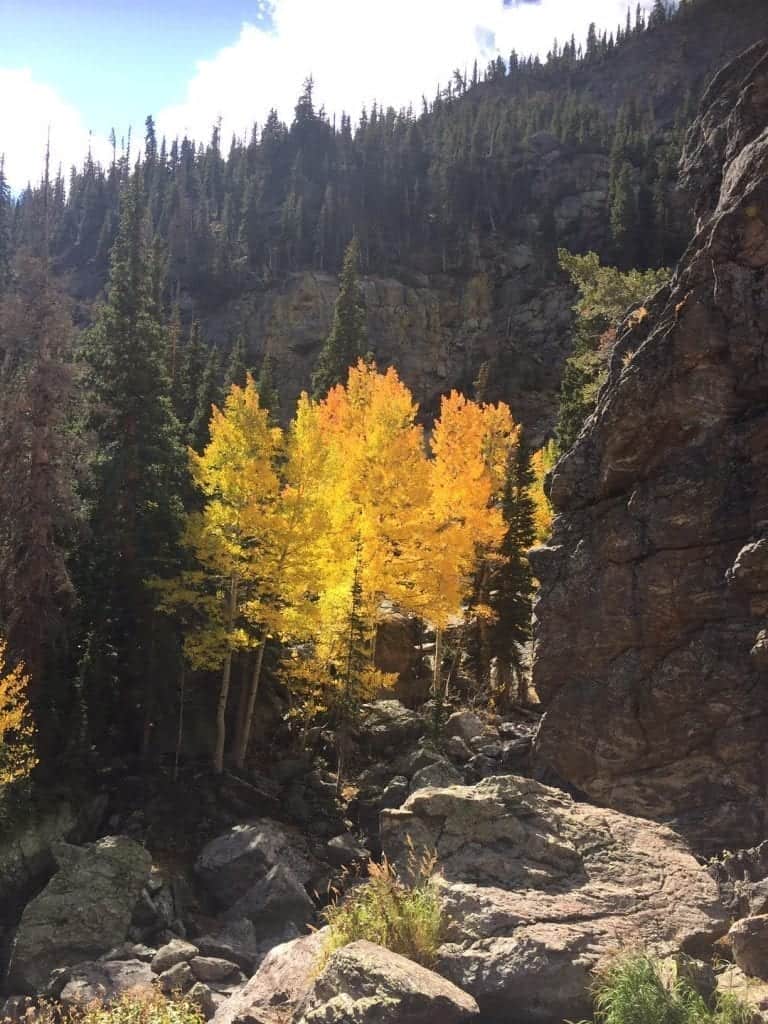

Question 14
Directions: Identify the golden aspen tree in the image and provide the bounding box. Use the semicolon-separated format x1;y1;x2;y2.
156;376;282;774
408;391;517;698
0;640;37;784
530;440;558;543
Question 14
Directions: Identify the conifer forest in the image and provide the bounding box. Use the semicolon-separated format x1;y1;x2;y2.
3;0;768;1020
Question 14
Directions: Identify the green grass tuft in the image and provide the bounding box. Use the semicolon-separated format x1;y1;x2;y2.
584;952;756;1024
320;845;448;969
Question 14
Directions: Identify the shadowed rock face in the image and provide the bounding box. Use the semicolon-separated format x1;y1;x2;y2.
531;41;768;855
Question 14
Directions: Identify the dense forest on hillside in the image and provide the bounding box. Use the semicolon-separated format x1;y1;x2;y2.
1;0;767;787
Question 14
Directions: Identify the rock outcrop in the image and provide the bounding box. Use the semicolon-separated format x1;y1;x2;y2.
531;41;768;854
7;836;151;993
212;930;327;1024
296;941;479;1024
381;776;727;1024
195;820;316;909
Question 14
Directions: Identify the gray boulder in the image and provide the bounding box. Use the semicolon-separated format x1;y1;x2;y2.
297;940;479;1024
190;957;241;984
7;836;152;994
188;982;217;1020
358;701;425;754
410;760;463;792
445;711;485;744
445;736;474;764
101;943;156;963
57;960;154;1008
729;915;768;979
212;930;327;1024
380;776;409;810
151;938;199;974
195;820;315;908
381;775;728;1024
195;919;261;973
224;863;314;938
157;960;194;995
326;834;369;868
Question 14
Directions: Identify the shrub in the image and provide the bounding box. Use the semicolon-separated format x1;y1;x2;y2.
588;952;755;1024
76;993;205;1024
29;992;206;1024
321;847;448;968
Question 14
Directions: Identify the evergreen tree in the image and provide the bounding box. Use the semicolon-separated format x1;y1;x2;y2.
486;442;536;706
311;237;367;397
256;352;280;421
649;0;668;28
189;342;222;451
586;22;599;59
175;319;205;432
610;161;639;265
78;169;185;755
0;158;11;297
225;332;248;388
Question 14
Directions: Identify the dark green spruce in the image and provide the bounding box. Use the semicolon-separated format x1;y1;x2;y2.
77;169;185;757
312;237;367;397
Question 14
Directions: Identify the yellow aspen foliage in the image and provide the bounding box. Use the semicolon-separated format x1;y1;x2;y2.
530;440;558;543
0;641;37;784
156;375;284;773
406;391;518;696
283;363;426;721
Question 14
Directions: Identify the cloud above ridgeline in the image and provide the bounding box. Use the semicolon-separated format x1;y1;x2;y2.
1;0;653;189
156;0;652;145
0;69;112;191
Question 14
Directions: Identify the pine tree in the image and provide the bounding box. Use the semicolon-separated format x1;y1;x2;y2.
586;22;599;59
610;161;639;265
311;237;367;398
0;158;11;297
190;343;222;451
486;442;536;706
256;352;280;421
649;0;667;28
78;169;185;756
176;319;205;431
225;333;248;388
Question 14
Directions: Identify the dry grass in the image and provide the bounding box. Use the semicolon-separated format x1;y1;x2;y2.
320;843;448;969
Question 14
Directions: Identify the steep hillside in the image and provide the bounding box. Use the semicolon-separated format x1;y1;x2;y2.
9;0;768;434
531;40;768;854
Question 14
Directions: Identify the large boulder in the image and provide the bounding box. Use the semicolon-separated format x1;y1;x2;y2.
7;836;151;994
530;41;768;854
195;820;315;909
55;960;154;1008
223;864;315;939
296;941;479;1024
381;776;728;1024
357;701;425;755
212;930;326;1024
729;915;768;979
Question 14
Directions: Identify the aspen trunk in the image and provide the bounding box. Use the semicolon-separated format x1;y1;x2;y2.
233;653;250;765
432;626;443;699
234;633;267;769
214;575;238;775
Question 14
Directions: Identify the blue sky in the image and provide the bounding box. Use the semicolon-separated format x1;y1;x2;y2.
0;0;652;188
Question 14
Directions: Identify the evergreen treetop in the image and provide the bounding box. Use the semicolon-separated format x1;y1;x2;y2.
311;237;367;398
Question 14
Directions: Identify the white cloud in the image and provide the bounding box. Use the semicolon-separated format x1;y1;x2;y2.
0;1;655;186
0;68;110;191
157;0;654;145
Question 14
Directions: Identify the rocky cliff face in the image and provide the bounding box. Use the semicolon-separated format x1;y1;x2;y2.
530;42;768;855
199;249;574;435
